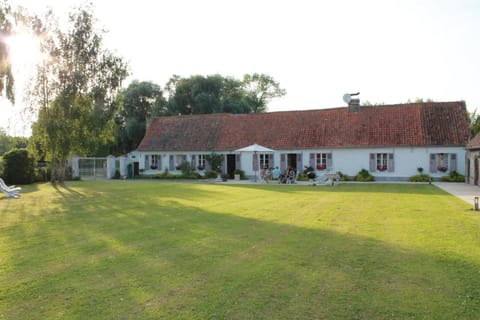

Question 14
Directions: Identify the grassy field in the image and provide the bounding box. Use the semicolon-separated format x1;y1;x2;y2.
1;181;479;319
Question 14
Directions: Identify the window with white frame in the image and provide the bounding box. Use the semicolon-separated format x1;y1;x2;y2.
175;155;186;169
150;155;158;169
436;153;449;172
316;153;327;170
376;153;388;171
259;154;270;169
197;154;206;170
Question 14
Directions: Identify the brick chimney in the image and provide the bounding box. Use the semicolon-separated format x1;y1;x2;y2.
343;92;360;113
348;98;360;113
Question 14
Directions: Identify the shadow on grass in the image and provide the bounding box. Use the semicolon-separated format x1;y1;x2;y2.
1;182;479;319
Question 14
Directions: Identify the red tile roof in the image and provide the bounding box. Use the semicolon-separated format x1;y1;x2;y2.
467;132;480;149
137;101;470;151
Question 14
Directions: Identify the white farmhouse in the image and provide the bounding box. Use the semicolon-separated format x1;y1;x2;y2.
134;100;470;181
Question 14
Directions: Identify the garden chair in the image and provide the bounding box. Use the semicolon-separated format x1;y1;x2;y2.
314;173;339;186
0;178;21;198
287;169;297;184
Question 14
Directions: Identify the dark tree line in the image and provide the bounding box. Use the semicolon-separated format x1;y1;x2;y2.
112;73;286;154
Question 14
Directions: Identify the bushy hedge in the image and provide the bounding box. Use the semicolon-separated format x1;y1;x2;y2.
337;171;353;181
409;174;432;182
150;170;201;180
354;169;374;182
440;171;465;182
2;149;36;185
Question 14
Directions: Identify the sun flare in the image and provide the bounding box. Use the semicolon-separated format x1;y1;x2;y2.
6;31;41;69
0;31;42;136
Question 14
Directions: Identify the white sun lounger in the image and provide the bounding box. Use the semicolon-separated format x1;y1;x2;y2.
0;178;21;198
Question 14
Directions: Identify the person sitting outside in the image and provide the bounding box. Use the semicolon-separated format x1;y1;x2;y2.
272;166;281;180
261;167;272;183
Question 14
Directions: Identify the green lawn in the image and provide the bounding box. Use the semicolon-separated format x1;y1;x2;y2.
1;181;479;319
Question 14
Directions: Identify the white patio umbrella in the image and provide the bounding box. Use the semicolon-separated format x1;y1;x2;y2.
235;143;274;181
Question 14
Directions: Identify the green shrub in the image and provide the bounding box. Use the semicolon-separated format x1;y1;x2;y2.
336;171;353;181
204;170;218;179
303;166;316;179
234;169;246;180
297;173;309;181
440;171;465;182
179;162;194;176
206;153;223;173
409;174;432;182
2;149;36;185
0;157;3;177
354;169;374;182
151;170;201;180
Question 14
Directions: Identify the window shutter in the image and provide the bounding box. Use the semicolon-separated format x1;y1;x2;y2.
369;153;376;172
326;153;332;169
296;153;303;172
157;155;162;169
269;154;274;168
220;154;225;173
280;154;286;171
450;153;457;172
429;154;437;173
309;153;315;168
169;155;174;171
191;155;196;168
236;154;241;170
253;153;258;171
388;153;394;172
145;155;149;168
182;155;187;163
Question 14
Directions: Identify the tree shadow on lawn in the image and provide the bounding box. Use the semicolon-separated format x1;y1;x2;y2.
2;192;480;320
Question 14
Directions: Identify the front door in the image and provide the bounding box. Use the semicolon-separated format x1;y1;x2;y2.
227;154;236;179
287;154;297;172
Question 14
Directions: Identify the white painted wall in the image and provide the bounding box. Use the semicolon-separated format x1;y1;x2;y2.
134;146;466;180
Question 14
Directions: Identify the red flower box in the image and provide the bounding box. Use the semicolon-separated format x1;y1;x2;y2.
377;165;387;171
316;164;326;170
438;165;448;172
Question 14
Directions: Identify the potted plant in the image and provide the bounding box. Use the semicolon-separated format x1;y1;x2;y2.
150;165;158;169
438;165;448;172
197;164;205;171
417;166;423;174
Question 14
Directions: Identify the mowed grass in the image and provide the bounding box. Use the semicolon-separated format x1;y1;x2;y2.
1;182;480;319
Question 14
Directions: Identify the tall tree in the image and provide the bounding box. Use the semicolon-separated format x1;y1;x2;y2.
468;109;480;137
242;73;286;113
0;1;14;103
29;5;128;182
114;80;165;153
163;73;285;116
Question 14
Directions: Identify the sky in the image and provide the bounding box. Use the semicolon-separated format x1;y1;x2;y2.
2;0;480;136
